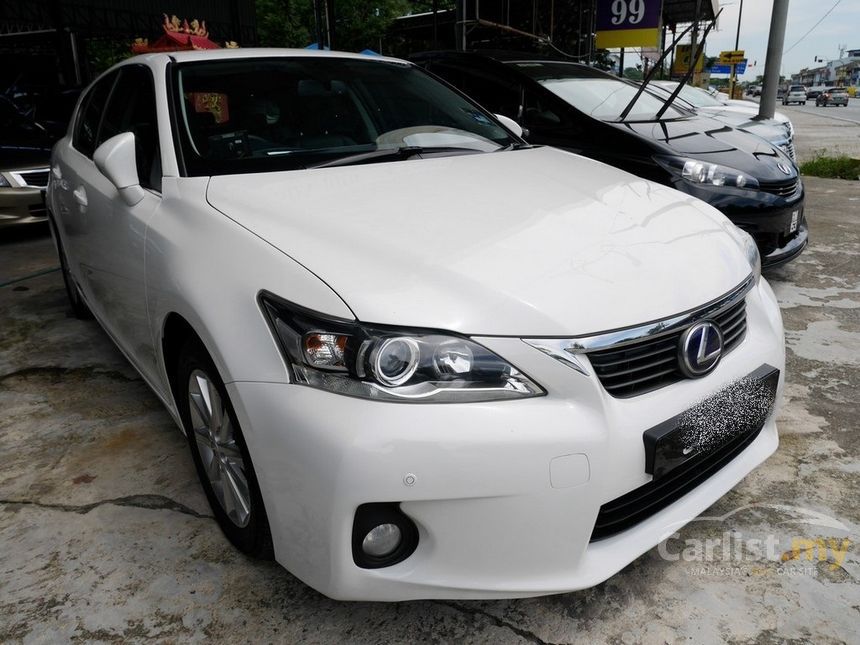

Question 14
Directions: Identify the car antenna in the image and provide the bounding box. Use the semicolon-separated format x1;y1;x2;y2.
654;9;723;121
617;22;697;122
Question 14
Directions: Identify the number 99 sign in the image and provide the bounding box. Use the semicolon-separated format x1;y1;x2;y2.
611;0;646;26
596;0;663;48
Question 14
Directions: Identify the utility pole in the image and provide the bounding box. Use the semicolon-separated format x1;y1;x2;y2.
758;0;790;119
729;0;744;99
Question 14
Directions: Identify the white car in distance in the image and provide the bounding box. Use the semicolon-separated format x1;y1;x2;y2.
48;49;785;601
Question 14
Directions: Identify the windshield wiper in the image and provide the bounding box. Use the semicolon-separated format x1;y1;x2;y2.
308;145;486;169
654;9;722;121
617;6;722;122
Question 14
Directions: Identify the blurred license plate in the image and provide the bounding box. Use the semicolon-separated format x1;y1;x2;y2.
643;365;779;479
789;210;799;233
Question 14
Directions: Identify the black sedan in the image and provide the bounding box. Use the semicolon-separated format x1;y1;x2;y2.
411;51;807;268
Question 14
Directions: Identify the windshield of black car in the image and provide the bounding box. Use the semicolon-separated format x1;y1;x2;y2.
510;61;685;121
171;57;514;175
654;82;724;108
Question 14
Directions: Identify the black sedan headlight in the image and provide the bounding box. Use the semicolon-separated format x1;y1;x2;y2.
259;292;543;403
655;155;760;189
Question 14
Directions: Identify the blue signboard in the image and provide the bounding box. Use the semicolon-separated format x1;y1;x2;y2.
710;60;747;75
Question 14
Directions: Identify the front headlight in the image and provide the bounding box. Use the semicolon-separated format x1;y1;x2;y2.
738;229;762;283
259;292;543;403
655;155;760;189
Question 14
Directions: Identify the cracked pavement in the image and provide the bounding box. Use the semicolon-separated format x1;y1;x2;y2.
1;174;859;640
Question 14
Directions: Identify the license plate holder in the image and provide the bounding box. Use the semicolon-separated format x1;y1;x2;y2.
643;365;780;479
788;210;800;234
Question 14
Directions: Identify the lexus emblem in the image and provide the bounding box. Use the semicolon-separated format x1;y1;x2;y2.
678;321;724;378
777;162;792;175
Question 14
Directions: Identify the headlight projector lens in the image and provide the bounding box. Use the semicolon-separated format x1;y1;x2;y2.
371;337;420;386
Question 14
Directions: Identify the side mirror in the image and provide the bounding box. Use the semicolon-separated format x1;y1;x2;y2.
494;113;523;139
93;132;145;206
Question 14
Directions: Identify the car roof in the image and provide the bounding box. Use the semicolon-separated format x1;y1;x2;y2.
115;47;408;69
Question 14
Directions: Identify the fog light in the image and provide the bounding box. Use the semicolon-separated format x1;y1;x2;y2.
362;523;402;557
352;502;419;569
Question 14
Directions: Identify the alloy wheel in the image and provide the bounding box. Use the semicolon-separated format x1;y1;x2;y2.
187;369;251;527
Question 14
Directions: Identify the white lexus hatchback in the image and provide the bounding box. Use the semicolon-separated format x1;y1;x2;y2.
48;49;785;601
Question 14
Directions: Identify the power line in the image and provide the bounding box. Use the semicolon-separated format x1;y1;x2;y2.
783;0;842;54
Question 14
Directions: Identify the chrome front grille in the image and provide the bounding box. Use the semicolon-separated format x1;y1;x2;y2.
15;169;50;189
759;178;798;197
523;277;754;398
587;298;747;397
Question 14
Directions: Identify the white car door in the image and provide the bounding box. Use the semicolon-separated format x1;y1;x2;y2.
52;71;117;291
68;65;163;384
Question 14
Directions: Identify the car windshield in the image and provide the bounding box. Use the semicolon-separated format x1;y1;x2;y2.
654;82;724;108
829;88;848;95
790;86;805;92
172;57;515;175
510;61;684;121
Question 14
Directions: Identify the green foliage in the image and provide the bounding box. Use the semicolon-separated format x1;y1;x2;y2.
799;155;860;180
86;38;132;74
256;0;413;52
256;0;313;48
623;67;643;80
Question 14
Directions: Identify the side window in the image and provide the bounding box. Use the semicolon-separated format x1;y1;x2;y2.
99;66;162;192
521;88;566;130
73;73;116;158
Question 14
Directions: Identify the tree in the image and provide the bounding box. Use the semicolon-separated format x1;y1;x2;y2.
256;0;413;52
623;66;643;80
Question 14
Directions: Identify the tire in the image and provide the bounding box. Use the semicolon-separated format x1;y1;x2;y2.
47;214;92;319
176;337;274;559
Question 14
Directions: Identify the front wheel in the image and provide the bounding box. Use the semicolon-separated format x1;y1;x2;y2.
177;338;273;558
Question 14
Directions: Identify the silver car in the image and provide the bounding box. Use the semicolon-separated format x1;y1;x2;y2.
782;85;807;105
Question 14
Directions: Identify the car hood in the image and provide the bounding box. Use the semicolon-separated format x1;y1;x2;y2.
206;146;752;336
697;110;789;143
615;116;795;181
0;144;52;170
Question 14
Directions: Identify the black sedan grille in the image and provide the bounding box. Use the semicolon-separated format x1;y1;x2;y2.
587;299;747;398
759;178;798;197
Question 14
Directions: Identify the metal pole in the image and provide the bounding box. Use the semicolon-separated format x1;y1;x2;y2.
729;0;744;99
588;0;595;65
689;0;702;75
758;0;789;119
455;0;466;51
432;0;438;49
312;0;326;49
577;0;583;58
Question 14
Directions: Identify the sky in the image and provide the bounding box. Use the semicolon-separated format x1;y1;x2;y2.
703;0;860;80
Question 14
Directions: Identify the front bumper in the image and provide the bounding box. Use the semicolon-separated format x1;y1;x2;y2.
674;180;807;267
227;280;785;601
0;187;48;228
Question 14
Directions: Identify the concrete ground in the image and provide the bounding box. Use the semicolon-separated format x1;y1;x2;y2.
1;149;859;641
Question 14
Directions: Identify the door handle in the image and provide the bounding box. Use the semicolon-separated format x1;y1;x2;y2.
72;186;88;208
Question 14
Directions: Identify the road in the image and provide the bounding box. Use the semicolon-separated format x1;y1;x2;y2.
780;99;860;125
777;99;860;162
